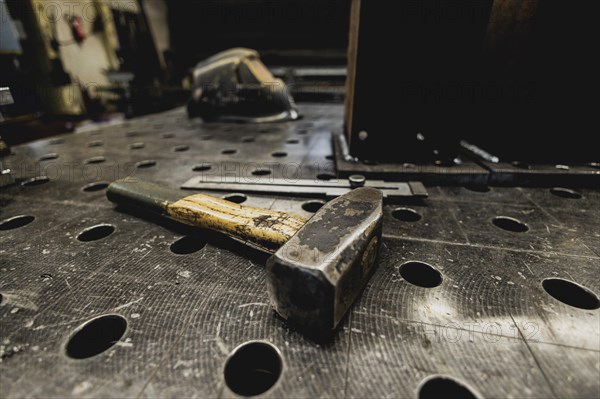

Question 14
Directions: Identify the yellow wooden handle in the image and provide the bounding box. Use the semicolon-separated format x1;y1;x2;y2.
165;193;307;252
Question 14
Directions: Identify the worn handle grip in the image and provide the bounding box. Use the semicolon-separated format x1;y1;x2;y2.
107;179;307;252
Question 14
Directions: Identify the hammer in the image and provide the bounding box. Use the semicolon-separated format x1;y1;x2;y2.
107;179;383;333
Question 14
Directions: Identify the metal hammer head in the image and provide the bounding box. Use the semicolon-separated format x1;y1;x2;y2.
266;187;383;333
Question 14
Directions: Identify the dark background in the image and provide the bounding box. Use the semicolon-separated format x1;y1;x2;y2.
167;0;351;74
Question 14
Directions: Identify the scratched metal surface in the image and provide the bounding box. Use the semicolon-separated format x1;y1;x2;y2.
1;104;599;399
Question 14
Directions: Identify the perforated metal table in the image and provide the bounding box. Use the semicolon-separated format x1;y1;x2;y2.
1;104;599;398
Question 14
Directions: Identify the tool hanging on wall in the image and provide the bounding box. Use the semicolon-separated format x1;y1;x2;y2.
49;13;97;48
68;15;86;44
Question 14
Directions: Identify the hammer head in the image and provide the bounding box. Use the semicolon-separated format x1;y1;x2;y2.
266;187;383;333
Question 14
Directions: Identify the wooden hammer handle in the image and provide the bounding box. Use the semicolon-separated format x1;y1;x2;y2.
166;193;307;252
107;179;307;252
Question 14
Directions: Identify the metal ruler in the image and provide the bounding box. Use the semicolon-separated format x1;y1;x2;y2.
181;175;428;200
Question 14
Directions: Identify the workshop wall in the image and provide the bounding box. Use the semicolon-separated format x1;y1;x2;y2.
49;0;114;91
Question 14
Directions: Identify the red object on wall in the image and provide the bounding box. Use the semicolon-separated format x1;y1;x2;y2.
69;15;86;43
